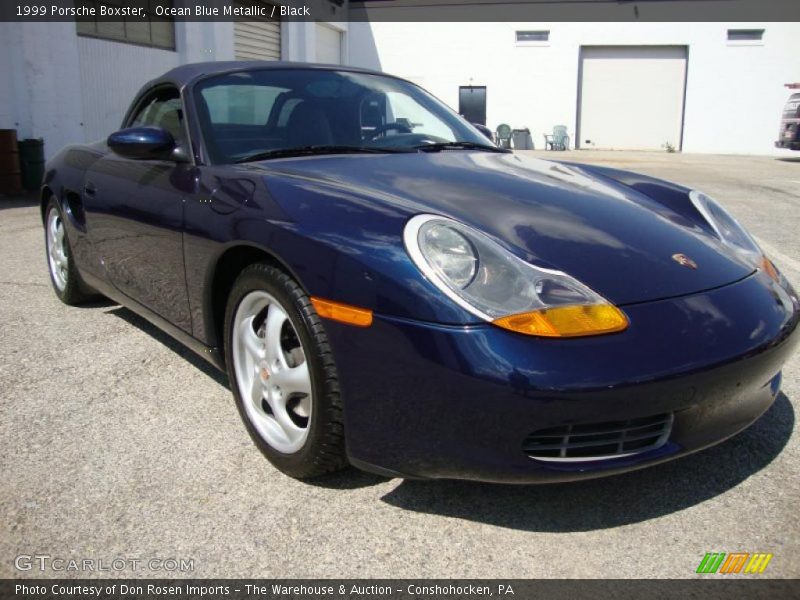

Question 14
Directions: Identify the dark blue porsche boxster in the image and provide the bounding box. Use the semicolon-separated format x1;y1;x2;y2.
42;62;799;482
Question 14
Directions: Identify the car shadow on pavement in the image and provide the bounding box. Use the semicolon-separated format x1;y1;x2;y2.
308;470;391;490
105;305;229;388
379;393;794;531
0;192;39;210
75;296;117;309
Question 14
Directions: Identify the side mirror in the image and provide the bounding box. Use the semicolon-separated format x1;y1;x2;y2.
472;123;494;141
107;127;181;161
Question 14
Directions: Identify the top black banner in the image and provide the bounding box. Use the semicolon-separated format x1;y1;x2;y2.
0;0;798;22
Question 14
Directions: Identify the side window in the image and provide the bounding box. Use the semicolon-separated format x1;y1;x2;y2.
200;84;288;126
130;89;185;144
786;94;800;116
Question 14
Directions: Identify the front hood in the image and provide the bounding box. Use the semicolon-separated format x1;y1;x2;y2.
255;151;754;306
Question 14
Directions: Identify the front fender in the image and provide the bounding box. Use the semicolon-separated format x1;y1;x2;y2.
261;172;478;325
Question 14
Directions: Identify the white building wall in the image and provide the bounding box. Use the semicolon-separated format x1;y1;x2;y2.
0;14;348;160
0;22;84;160
348;21;800;155
680;23;799;154
76;38;182;144
76;21;238;143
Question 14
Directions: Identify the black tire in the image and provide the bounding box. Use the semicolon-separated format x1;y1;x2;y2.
224;263;348;478
44;197;96;306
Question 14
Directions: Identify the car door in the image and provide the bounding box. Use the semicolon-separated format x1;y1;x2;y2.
83;86;195;332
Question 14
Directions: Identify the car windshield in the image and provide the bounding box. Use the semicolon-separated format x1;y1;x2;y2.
193;68;493;163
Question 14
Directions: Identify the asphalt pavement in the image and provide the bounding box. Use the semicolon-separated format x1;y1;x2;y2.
1;151;798;578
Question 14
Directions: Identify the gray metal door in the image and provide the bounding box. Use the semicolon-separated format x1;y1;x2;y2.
459;86;487;125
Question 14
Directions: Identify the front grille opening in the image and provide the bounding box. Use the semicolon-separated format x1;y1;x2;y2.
523;413;673;462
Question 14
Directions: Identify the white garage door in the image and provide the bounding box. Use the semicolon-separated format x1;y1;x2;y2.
316;24;342;64
578;46;687;150
234;1;281;61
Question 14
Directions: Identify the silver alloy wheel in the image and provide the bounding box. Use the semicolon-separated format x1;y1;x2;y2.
232;290;313;454
46;207;68;291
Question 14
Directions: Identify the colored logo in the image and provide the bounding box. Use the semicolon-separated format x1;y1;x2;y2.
696;552;773;574
672;253;698;269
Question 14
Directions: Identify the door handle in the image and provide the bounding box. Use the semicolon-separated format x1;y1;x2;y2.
84;181;97;196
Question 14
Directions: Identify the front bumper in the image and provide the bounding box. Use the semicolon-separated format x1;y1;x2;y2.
775;140;800;150
325;271;799;483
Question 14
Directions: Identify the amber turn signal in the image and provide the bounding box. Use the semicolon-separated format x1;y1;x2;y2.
310;297;373;327
493;304;628;338
761;256;780;283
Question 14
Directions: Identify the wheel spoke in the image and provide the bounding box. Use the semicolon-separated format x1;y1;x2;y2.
295;394;311;418
265;393;305;442
273;361;311;398
240;315;266;361
232;290;313;454
264;303;288;367
47;211;68;290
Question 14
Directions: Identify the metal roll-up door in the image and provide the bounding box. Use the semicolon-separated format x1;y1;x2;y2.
578;46;687;150
234;1;281;61
315;23;343;64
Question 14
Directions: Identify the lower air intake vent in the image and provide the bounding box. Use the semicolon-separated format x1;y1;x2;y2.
523;413;673;462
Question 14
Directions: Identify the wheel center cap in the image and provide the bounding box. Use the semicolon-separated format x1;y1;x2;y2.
259;363;271;382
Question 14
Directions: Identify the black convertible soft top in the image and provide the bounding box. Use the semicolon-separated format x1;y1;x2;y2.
145;60;387;90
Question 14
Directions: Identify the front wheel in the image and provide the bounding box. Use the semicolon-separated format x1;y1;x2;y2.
224;263;347;478
44;197;95;305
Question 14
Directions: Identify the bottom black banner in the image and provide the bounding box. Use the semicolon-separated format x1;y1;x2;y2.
1;580;798;600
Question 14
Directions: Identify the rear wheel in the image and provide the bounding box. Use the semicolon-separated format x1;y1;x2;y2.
44;197;94;305
224;263;347;478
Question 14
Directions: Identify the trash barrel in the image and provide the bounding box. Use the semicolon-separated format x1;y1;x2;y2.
511;128;534;150
0;129;23;195
18;138;45;191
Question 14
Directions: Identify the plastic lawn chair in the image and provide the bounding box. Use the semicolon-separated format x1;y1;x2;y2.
544;125;570;151
495;124;512;149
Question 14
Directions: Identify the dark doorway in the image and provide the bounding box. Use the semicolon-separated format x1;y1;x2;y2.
459;86;487;125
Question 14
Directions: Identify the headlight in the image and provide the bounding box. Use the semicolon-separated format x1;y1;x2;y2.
689;190;780;281
404;214;628;337
419;223;478;288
